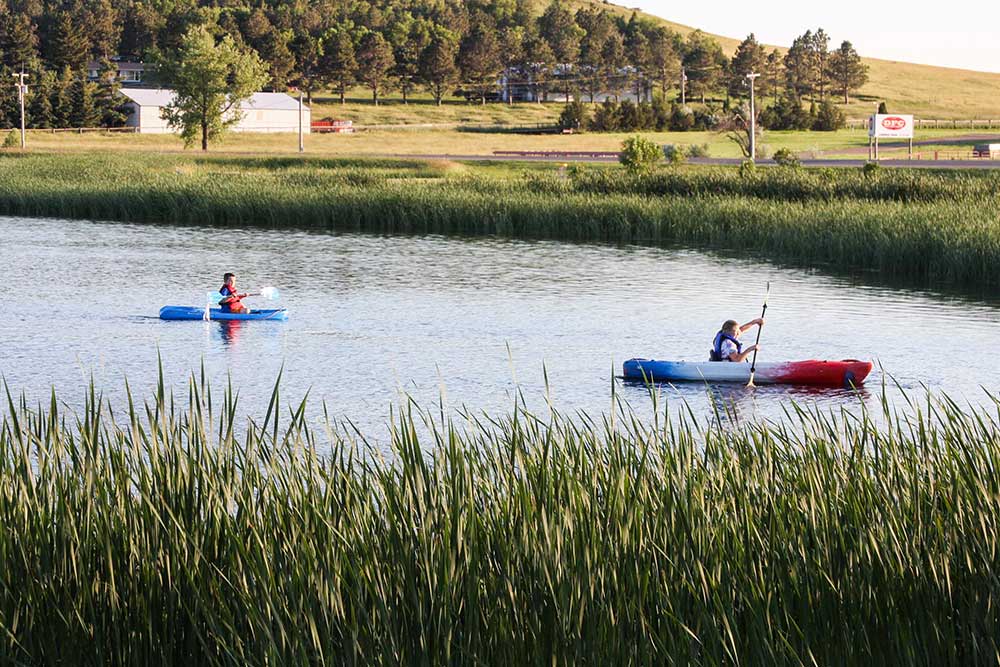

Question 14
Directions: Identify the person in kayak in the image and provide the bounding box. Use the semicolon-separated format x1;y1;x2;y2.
709;318;764;362
219;272;249;314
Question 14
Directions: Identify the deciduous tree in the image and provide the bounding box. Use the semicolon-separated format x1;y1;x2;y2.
159;25;268;150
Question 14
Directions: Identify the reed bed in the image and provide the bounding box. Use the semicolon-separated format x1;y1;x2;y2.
2;376;1000;665
1;153;999;286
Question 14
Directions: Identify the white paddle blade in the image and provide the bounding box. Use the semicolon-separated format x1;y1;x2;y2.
259;286;280;300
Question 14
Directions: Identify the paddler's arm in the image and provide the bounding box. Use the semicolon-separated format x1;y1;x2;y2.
739;317;764;333
729;344;759;363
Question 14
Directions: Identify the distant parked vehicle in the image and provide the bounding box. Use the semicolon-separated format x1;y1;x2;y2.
311;119;355;133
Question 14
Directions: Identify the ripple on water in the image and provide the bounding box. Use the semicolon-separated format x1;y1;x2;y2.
2;215;999;444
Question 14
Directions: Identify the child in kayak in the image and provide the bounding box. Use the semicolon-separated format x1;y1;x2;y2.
709;318;764;362
219;272;249;314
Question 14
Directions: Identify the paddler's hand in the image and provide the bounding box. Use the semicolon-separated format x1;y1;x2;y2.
755;317;765;326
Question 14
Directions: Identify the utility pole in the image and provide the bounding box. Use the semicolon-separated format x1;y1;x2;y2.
744;72;760;162
12;70;28;149
680;67;687;105
297;89;304;153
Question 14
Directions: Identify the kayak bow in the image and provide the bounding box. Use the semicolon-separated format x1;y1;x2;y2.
623;358;872;387
159;306;288;321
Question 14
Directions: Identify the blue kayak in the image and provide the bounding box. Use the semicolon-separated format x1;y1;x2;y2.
159;306;288;321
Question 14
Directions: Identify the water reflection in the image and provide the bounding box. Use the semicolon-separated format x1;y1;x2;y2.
217;320;245;346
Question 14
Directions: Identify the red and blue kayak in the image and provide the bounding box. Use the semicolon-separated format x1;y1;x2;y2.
623;358;873;387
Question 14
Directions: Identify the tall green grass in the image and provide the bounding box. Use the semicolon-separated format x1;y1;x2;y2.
2;375;1000;664
1;153;999;286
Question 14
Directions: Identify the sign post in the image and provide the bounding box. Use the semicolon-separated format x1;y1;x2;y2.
868;114;914;161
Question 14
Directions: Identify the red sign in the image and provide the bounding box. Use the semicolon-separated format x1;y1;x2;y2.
881;116;908;130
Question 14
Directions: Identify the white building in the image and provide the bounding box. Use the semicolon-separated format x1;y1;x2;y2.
119;89;310;134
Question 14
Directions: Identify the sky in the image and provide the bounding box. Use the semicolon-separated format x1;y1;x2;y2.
629;0;1000;73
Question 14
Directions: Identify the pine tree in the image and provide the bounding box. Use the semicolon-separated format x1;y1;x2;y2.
783;31;814;103
290;30;322;104
682;30;724;104
2;14;39;71
71;76;100;128
728;34;767;99
51;66;75;128
521;29;553;103
828;41;868;104
458;20;502;105
48;12;91;72
320;28;357;105
85;0;121;60
28;69;55;129
390;16;431;104
262;29;295;90
419;31;457;105
624;14;651;101
812;28;830;101
95;58;126;126
648;26;679;98
575;7;612;103
600;32;625;101
355;31;394;105
538;0;582;102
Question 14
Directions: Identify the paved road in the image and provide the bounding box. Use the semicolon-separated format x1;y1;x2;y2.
383;153;1000;169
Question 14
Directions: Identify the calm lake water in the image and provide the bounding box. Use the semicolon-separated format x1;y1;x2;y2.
2;215;998;440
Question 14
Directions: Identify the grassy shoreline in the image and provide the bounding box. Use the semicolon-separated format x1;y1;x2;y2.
2;376;1000;663
2;152;999;287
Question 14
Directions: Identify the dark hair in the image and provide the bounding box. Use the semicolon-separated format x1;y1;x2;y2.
223;272;235;282
721;319;739;333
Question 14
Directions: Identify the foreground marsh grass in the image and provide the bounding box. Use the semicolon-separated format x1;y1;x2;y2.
2;152;1000;287
2;375;1000;664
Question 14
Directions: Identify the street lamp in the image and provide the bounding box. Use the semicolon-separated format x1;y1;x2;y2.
744;72;760;162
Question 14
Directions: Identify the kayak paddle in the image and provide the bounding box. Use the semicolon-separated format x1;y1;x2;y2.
746;282;770;388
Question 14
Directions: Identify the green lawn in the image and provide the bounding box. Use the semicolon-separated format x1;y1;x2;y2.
15;126;994;161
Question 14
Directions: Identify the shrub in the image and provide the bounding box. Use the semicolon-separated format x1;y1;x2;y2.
738;159;757;178
763;94;813;131
687;143;711;158
669;103;694;131
692;107;719;131
662;143;688;165
619;135;662;173
2;130;19;149
618;101;654;131
558;101;589;131
651;96;671;131
877;101;888;114
772;148;800;168
592;99;621;132
863;161;881;178
813;100;846;131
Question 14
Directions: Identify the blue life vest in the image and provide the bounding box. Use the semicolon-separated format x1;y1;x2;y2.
709;331;742;362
